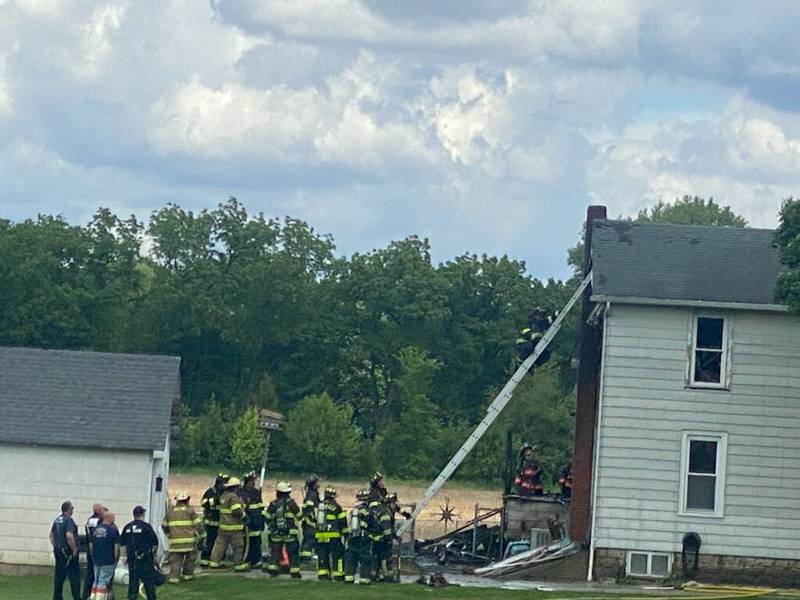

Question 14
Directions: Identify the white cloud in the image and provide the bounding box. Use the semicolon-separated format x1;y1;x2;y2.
216;0;641;64
0;52;12;118
11;0;66;18
149;76;327;161
726;115;800;175
69;3;127;79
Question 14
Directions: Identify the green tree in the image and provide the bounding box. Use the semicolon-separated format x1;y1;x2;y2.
637;195;748;227
277;393;364;476
378;347;447;478
775;198;800;309
177;399;232;467
230;406;266;472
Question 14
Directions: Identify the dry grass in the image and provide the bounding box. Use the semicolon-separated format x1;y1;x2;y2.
170;473;502;539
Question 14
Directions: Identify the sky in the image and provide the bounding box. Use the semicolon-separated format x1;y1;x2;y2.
1;1;799;279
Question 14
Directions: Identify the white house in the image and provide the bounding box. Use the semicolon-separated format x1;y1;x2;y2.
0;347;180;567
584;220;800;584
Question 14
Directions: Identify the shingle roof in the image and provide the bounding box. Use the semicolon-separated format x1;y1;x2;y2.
0;347;180;451
591;220;785;306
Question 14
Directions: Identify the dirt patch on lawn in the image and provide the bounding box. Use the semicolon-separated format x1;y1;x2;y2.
170;473;502;540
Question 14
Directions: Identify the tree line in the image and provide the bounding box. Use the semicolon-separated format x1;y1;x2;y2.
2;196;777;484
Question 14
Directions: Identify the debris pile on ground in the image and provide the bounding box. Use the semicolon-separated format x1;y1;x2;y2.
474;538;580;578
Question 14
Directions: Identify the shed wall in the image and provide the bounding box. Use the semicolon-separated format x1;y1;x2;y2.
593;304;800;561
0;443;151;566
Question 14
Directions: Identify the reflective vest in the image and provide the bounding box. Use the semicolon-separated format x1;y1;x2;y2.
367;501;392;543
161;504;202;553
218;489;244;532
241;487;265;537
314;500;349;543
200;488;220;527
264;497;303;542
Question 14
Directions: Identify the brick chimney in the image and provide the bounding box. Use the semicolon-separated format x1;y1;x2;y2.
569;205;606;542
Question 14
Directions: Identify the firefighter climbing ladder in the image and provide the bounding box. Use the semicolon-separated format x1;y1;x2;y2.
397;271;593;538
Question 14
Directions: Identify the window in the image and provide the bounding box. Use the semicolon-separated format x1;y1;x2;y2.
627;551;672;578
679;432;727;517
690;316;729;388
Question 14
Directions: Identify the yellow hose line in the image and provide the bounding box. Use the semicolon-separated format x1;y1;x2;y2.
550;588;775;600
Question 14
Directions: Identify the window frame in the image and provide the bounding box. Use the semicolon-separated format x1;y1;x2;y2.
688;314;731;390
626;551;673;578
678;431;728;518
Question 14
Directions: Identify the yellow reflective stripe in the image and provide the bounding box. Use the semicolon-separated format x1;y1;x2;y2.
203;520;219;526
166;520;194;527
315;532;341;540
248;503;264;509
169;537;196;544
336;512;347;519
219;524;244;531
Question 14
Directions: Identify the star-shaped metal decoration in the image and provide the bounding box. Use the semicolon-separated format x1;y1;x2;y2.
438;497;460;531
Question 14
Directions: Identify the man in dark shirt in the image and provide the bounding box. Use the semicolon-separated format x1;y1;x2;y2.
50;500;81;600
91;512;120;600
82;503;106;600
120;506;160;600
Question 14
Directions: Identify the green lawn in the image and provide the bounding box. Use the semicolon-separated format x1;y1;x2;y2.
0;573;624;600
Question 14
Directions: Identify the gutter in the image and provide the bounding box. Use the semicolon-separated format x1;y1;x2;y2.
590;295;789;313
587;302;610;582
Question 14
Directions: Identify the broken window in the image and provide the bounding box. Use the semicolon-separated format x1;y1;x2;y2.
680;433;727;516
691;316;728;387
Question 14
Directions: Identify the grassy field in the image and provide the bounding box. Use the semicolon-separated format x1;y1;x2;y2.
0;574;621;600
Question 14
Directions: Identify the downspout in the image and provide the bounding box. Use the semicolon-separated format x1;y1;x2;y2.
587;302;610;581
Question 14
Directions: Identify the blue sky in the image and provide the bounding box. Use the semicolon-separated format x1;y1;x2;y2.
1;1;799;279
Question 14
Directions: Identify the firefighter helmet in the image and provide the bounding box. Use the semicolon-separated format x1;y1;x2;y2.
305;474;320;488
225;477;241;488
370;472;384;486
276;481;292;493
356;488;370;501
175;491;190;502
324;486;337;499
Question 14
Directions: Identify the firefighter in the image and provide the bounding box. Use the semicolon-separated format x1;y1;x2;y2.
368;472;387;502
513;444;544;496
199;473;227;567
383;492;412;581
315;486;349;581
515;307;554;364
240;472;265;569
344;489;374;584
263;481;303;579
368;493;393;582
300;474;320;561
558;462;573;501
209;477;247;572
161;491;203;584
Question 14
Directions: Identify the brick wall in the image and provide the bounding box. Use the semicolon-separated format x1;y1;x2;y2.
569;205;606;542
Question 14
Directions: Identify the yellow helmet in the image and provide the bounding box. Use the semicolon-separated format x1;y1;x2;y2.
276;481;292;493
175;491;190;502
225;477;241;487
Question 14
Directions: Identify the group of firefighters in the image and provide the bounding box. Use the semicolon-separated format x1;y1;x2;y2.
160;471;409;585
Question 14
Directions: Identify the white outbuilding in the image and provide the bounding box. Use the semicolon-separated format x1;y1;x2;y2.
0;346;180;567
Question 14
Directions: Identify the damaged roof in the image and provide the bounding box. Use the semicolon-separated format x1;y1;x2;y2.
0;346;180;451
590;220;785;306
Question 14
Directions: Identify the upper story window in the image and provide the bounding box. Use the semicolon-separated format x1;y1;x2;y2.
690;316;729;388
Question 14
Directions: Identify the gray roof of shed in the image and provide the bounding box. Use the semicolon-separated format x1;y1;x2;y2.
591;220;785;306
0;347;180;451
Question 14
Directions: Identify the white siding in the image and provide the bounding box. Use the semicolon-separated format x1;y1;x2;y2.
593;304;800;560
0;444;152;566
